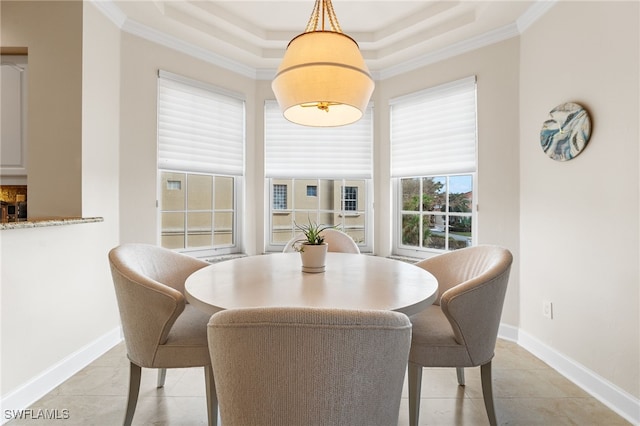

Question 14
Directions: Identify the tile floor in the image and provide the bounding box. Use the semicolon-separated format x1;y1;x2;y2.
7;339;630;425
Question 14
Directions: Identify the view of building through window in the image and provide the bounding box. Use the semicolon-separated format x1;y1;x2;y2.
160;171;235;250
270;178;366;246
157;72;244;254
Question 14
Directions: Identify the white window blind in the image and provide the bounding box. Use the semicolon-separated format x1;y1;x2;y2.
158;71;245;176
390;76;477;177
265;101;373;179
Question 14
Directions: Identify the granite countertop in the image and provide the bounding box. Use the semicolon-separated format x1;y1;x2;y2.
0;217;103;230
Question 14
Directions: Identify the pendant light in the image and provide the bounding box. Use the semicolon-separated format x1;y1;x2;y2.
271;0;375;127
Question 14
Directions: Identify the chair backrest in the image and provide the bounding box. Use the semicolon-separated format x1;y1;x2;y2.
108;243;209;366
321;228;361;253
207;307;411;426
282;228;360;253
415;245;513;365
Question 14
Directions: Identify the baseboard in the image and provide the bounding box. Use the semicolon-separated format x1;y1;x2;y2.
498;322;519;342
1;327;122;425
518;329;640;425
2;324;638;425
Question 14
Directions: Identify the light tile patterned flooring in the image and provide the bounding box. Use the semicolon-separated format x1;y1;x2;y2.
8;339;630;425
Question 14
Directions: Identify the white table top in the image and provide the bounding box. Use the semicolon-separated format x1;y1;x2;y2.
185;252;438;316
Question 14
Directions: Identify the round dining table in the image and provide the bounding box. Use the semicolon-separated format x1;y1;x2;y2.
185;252;438;316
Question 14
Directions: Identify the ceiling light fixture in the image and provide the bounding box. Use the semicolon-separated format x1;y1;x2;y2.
271;0;375;127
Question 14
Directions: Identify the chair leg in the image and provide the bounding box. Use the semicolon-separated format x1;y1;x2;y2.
157;368;167;388
456;367;465;385
480;361;498;426
204;365;218;426
408;362;422;426
124;362;142;426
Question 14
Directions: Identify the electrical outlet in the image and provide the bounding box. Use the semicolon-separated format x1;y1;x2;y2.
543;301;553;319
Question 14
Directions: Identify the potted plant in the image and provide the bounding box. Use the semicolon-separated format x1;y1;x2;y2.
294;220;335;273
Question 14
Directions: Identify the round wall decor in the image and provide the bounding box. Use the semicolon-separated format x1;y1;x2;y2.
540;102;591;161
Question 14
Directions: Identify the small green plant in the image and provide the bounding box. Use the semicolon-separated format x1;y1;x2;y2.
293;219;335;251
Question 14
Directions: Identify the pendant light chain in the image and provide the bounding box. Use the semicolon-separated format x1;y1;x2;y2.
304;0;321;33
304;0;343;33
325;0;343;33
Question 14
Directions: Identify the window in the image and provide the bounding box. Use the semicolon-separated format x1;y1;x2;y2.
157;71;245;256
342;186;357;211
400;175;473;250
273;184;287;209
166;180;182;190
267;178;368;248
306;185;318;197
264;101;373;252
391;76;477;255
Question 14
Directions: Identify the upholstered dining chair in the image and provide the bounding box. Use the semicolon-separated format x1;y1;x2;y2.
108;243;217;426
283;228;360;253
207;307;411;426
408;245;513;426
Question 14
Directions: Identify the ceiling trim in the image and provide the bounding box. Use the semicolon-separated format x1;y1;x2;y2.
517;0;558;32
91;0;556;82
378;22;519;80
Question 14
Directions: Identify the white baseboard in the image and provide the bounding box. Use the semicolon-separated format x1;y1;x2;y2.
518;329;640;425
1;327;123;425
498;322;519;342
2;324;638;426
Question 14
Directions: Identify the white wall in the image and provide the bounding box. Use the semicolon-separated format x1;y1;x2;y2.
520;0;639;401
0;0;121;408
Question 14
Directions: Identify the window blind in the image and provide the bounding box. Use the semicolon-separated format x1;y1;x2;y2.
265;101;373;179
157;71;245;176
390;76;477;177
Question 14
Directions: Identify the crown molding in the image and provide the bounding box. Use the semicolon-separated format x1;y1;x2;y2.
90;0;258;79
517;0;558;33
122;19;258;79
92;0;556;82
378;22;520;80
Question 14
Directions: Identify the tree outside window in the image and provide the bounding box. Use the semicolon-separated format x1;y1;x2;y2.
401;175;473;251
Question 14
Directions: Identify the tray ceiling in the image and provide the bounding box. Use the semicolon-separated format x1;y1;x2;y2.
101;0;554;78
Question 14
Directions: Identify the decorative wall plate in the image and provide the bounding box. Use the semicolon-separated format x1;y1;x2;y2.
540;102;591;161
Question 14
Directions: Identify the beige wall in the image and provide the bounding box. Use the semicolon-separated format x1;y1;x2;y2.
520;1;639;398
1;2;121;398
2;0;638;417
1;1;83;217
376;38;522;326
118;33;258;254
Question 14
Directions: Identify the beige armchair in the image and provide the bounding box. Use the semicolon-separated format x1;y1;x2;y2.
283;228;360;253
408;245;513;426
207;307;411;426
108;243;217;426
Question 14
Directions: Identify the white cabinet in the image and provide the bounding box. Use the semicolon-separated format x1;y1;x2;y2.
1;56;28;184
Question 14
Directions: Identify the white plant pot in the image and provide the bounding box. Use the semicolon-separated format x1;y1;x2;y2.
299;243;328;273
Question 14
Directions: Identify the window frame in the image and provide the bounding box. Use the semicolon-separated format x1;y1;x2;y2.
342;186;358;212
265;178;373;253
393;173;476;258
390;76;477;258
156;71;245;257
273;183;288;210
264;101;374;253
